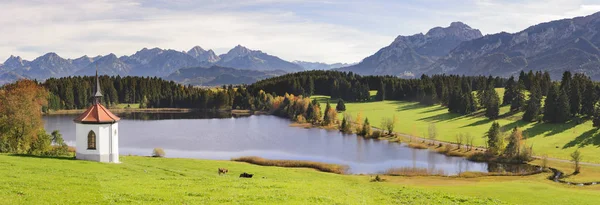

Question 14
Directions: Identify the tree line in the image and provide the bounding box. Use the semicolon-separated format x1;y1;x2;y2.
43;76;259;111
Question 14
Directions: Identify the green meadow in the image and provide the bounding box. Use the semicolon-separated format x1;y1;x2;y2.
1;154;599;205
315;88;600;163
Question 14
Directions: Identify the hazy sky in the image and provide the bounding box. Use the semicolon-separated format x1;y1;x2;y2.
1;0;599;64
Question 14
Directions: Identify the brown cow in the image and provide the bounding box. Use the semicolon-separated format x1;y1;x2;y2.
218;168;229;175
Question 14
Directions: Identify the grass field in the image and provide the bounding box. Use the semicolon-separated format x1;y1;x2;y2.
314;88;600;163
111;103;141;109
1;154;599;204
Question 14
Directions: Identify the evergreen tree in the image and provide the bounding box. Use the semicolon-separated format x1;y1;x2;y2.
503;76;516;105
555;90;571;123
518;71;527;90
361;118;372;137
593;107;600;127
522;82;542;122
543;85;559;122
581;81;598;117
484;122;503;155
511;84;526;111
485;87;500;119
560;71;572;92
541;72;552;96
376;81;385;101
340;115;352;133
336;99;346;112
570;78;582;116
462;90;478;114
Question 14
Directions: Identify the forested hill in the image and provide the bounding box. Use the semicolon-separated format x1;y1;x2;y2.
42;76;256;111
249;70;508;103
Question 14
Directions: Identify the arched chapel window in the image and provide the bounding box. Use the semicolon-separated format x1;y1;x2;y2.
87;130;96;150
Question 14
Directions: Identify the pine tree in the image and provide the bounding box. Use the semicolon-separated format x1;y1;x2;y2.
560;71;572;92
340;115;352;133
522;82;542;122
361;118;372;137
570;79;582;116
555;89;571;123
541;72;552;96
510;84;525;111
503;76;516;105
485;87;500;119
336;99;346;112
543;85;559;122
593;107;600;127
462;91;478;114
376;81;386;101
581;81;598;117
484;122;503;155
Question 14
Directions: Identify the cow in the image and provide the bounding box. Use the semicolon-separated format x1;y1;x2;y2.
239;172;253;178
218;168;229;175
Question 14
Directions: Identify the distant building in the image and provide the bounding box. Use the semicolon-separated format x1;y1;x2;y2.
73;69;120;163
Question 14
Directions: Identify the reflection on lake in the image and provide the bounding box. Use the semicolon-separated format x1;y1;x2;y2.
43;112;534;175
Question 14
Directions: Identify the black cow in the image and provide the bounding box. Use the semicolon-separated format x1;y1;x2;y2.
239;172;253;178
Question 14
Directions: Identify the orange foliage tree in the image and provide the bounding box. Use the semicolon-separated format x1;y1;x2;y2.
0;80;48;153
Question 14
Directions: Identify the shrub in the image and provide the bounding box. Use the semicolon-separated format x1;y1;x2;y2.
295;114;306;123
371;130;382;138
152;148;166;157
370;175;386;182
407;143;428;149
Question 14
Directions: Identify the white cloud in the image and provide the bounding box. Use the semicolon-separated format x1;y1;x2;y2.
0;0;598;64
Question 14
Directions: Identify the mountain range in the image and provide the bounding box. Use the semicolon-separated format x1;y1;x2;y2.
341;12;600;80
426;12;600;79
166;65;286;86
0;45;307;85
292;61;355;70
3;12;600;84
338;22;483;76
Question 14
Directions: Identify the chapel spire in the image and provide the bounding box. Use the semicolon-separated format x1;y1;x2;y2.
93;63;103;105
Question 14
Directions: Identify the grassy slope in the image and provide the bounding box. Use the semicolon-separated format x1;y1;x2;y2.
315;88;600;163
1;155;599;204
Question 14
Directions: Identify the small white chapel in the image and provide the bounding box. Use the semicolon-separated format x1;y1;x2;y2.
73;69;121;163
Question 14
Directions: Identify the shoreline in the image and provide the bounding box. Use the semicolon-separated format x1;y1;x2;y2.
45;108;263;116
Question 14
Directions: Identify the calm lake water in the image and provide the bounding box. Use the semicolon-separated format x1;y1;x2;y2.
43;112;532;175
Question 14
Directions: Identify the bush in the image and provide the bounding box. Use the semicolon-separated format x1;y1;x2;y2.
295;114;306;123
152;148;166;157
371;130;382;138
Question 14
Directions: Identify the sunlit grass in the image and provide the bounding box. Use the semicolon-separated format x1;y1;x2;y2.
313;88;600;163
1;154;599;204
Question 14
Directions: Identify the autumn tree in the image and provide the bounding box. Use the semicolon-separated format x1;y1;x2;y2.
381;115;397;135
355;111;364;134
503;127;523;158
0;80;49;153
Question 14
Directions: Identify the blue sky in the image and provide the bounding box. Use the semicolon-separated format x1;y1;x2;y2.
0;0;599;63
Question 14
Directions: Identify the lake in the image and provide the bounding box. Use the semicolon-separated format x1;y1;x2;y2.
43;112;532;175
